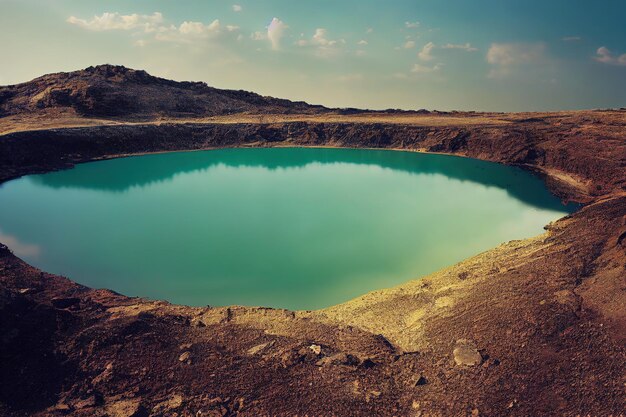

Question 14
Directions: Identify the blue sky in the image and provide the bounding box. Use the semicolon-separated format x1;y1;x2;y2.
0;0;624;111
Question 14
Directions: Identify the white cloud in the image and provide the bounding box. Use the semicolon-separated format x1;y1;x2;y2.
358;40;368;46
411;63;442;73
355;50;366;57
267;17;288;50
312;28;336;46
404;40;416;49
297;28;342;58
232;4;242;12
67;12;241;45
155;19;234;43
486;42;546;78
366;27;374;34
67;12;164;32
179;20;220;35
441;42;477;52
418;42;435;61
405;21;419;29
251;31;267;41
594;46;626;66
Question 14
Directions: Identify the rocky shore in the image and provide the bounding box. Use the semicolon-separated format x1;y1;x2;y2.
0;66;624;416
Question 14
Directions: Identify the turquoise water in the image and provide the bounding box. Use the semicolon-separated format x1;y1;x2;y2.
0;148;575;310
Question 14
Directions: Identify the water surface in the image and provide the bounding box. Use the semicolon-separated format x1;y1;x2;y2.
0;148;575;310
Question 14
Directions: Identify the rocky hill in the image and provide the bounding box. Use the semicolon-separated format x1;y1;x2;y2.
0;64;331;119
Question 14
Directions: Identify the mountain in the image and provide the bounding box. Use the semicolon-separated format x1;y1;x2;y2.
0;64;331;119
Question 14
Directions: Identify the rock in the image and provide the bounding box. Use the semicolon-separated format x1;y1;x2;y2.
178;351;192;364
453;339;482;366
71;396;98;410
105;398;143;417
358;358;376;369
247;341;274;356
205;406;228;417
365;390;382;403
482;358;500;368
179;343;193;350
309;344;322;355
53;402;71;412
315;352;360;367
204;397;228;417
414;375;428;386
554;289;580;311
151;394;183;414
92;362;115;385
51;297;80;309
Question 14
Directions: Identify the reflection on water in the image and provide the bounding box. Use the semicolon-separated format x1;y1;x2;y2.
0;148;577;310
31;148;577;212
0;229;40;258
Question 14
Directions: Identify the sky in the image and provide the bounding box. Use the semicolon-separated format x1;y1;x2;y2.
0;0;625;111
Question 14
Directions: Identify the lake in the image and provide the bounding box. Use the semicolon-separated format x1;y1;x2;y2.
0;147;576;310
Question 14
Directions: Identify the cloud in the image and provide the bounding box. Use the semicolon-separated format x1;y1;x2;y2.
312;28;336;46
418;42;435;61
68;12;241;45
251;31;267;41
358;40;368;46
561;36;581;42
594;46;626;66
179;20;220;35
404;40;416;49
232;4;242;12
67;12;164;32
441;42;477;52
267;17;288;50
366;28;374;34
486;42;546;78
154;19;237;43
405;21;419;29
297;28;343;58
411;63;442;73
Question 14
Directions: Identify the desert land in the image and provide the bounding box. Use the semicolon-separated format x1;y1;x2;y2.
0;65;624;416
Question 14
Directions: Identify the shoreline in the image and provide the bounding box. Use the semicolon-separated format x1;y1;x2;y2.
0;145;577;312
0;111;624;416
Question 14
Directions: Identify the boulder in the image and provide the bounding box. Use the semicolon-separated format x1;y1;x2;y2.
453;339;482;366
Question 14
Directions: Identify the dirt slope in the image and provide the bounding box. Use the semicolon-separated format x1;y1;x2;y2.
0;67;624;416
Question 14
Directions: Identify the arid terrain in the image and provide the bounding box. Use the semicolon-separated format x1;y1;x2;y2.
0;65;625;416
